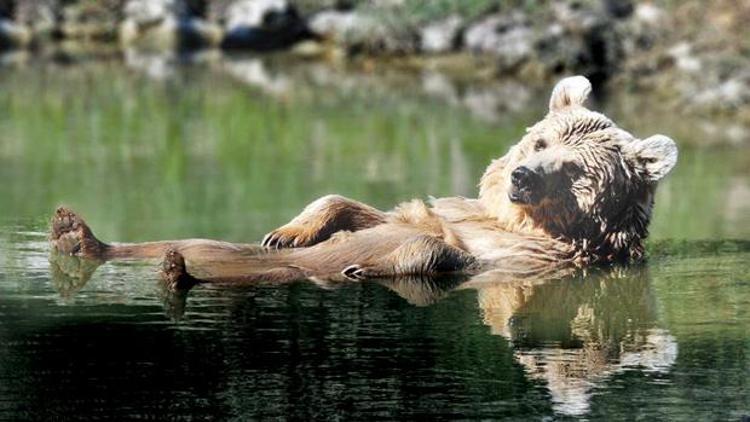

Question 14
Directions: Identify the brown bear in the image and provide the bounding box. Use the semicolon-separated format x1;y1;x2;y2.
49;75;678;284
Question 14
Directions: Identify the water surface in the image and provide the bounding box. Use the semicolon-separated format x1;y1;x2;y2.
0;53;748;420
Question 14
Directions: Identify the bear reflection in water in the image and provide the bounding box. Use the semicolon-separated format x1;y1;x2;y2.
379;266;677;416
469;267;676;416
49;251;675;416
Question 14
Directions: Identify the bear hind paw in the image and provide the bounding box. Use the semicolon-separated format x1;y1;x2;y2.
342;264;369;281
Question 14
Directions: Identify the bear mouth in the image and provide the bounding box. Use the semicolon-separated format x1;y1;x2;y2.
508;187;540;205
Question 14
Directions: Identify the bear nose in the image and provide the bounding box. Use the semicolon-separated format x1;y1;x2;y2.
511;166;539;189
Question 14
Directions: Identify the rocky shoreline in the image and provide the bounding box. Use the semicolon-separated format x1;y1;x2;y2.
1;0;748;130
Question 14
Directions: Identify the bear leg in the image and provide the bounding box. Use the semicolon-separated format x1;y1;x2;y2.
342;235;476;280
160;248;200;290
262;195;387;249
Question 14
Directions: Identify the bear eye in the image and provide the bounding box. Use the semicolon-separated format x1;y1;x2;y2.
534;139;547;152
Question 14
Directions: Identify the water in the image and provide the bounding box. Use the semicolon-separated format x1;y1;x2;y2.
0;52;749;420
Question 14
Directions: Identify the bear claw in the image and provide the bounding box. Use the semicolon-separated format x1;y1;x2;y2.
342;264;368;281
261;226;312;249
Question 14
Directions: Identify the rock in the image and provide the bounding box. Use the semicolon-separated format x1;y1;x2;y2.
602;0;634;19
224;0;285;29
124;0;185;26
419;15;463;54
632;2;667;27
220;0;308;50
308;8;417;54
308;9;365;42
0;18;31;49
658;41;750;117
693;70;750;111
59;0;121;41
534;1;624;84
14;0;58;36
209;0;337;21
120;0;221;50
667;43;701;73
620;2;669;55
463;13;533;70
206;0;233;23
289;0;342;16
550;0;605;32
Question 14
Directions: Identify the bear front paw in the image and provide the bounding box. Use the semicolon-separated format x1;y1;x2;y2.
262;225;316;249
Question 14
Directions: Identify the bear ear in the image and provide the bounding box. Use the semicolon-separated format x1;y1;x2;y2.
549;75;592;112
623;135;678;182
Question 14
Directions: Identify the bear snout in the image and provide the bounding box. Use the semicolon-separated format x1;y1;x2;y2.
509;166;543;204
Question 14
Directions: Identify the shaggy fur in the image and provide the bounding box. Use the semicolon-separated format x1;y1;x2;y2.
49;75;677;284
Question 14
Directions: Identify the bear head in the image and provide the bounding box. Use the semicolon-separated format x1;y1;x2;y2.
479;76;678;262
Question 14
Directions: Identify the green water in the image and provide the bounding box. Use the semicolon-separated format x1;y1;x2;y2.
0;54;748;420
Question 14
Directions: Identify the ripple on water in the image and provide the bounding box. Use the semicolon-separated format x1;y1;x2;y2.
1;230;750;419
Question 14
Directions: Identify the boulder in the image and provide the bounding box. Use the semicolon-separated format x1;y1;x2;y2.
120;0;221;50
308;9;366;42
308;8;418;54
463;12;533;70
0;18;31;49
693;69;750;111
124;0;185;26
667;43;701;74
59;0;121;41
602;0;634;19
14;0;58;37
550;0;606;32
220;0;308;50
419;15;463;54
535;1;623;83
623;2;669;53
